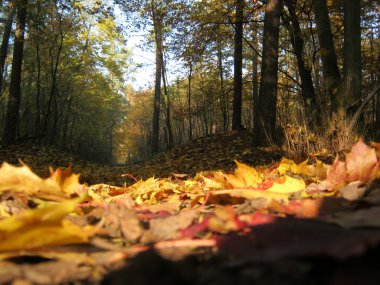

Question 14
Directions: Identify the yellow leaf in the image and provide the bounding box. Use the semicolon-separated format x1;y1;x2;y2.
0;163;82;201
0;220;94;252
200;175;224;189
278;158;297;175
278;158;310;176
0;196;83;233
0;195;95;251
48;166;82;195
267;175;306;193
233;161;262;187
210;189;291;204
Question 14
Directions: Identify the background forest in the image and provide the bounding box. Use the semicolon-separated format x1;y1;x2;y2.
0;0;379;164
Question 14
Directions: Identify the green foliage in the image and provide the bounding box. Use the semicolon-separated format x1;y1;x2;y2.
0;0;132;163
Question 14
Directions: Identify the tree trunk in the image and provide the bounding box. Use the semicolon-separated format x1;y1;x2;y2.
232;0;244;130
0;0;15;95
2;0;27;146
342;0;361;110
251;11;260;136
375;38;380;140
161;53;173;149
217;38;228;131
283;0;319;126
312;0;340;110
253;0;281;146
187;63;193;140
42;9;64;139
151;0;163;154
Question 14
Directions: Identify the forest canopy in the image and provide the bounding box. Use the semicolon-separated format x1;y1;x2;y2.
0;0;379;163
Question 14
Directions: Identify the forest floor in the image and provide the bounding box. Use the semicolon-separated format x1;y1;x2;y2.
0;130;380;285
0;130;285;185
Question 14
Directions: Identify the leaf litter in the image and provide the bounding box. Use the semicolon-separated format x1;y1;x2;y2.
0;137;380;284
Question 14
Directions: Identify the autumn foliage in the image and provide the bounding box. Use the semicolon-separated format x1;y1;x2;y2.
0;139;380;283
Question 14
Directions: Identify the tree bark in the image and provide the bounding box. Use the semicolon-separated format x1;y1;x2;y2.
217;38;228;131
2;0;28;146
253;0;281;146
342;0;361;110
161;53;173;149
375;34;380;140
151;0;163;154
232;0;244;130
0;0;15;95
283;0;319;126
187;63;193;140
312;0;340;110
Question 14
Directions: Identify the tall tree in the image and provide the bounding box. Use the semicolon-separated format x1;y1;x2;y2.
232;0;244;130
151;0;164;153
312;0;340;110
0;0;15;95
254;0;281;146
283;0;319;125
2;0;28;146
376;49;380;141
342;0;361;109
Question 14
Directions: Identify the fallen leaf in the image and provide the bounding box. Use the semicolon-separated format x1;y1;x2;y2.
142;209;198;243
324;157;348;190
339;181;367;201
265;175;305;194
346;139;379;182
0;196;96;251
0;163;82;201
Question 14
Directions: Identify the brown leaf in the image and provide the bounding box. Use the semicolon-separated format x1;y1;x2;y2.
346;139;379;182
339;181;367;201
324;157;348;190
142;209;198;243
103;203;144;243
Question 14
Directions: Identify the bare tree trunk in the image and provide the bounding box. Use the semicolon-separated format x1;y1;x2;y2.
342;0;361;111
0;0;15;95
312;0;340;111
375;21;380;141
253;0;281;146
2;0;27;146
283;0;319;126
187;63;193;140
151;0;163;154
217;38;228;131
42;6;64;139
251;11;260;136
161;53;173;149
232;0;244;130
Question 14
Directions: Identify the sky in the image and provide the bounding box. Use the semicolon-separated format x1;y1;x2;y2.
113;2;184;91
112;3;156;90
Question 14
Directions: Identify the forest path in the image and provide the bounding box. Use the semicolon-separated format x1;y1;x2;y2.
0;130;284;185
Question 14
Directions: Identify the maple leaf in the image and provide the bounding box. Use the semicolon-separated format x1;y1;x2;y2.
49;165;82;195
0;196;96;251
0;163;83;201
345;139;379;182
323;157;348;191
278;158;327;180
265;175;306;194
323;140;379;191
233;160;262;187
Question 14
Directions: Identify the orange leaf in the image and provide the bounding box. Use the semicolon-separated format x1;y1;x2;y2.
345;139;379;182
324;157;348;190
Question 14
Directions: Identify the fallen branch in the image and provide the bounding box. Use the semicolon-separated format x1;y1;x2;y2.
348;85;380;132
